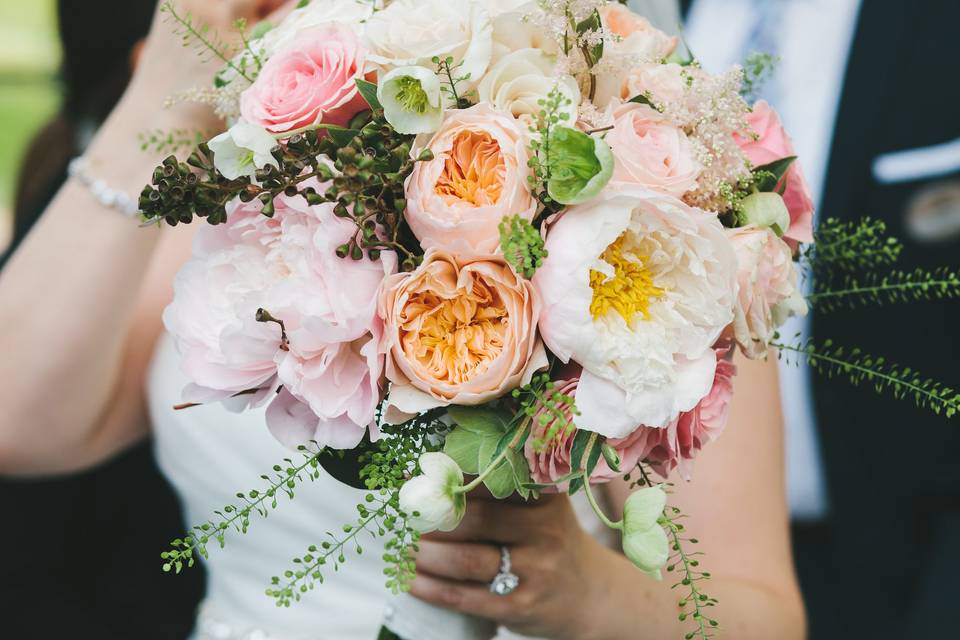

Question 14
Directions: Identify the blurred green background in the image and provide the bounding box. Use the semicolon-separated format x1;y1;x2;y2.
0;0;61;250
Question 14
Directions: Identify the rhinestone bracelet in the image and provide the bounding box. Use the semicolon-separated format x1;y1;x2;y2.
67;156;139;218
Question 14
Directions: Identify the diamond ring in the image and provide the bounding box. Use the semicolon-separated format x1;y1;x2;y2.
489;546;520;596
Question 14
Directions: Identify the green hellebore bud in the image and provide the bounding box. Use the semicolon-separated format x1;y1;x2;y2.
621;485;670;579
398;452;466;533
546;126;614;205
741;191;791;236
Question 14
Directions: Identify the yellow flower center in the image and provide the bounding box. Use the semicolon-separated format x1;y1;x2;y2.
435;130;505;206
589;234;664;322
401;280;508;386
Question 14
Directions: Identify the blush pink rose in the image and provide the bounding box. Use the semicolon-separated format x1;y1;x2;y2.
633;345;736;481
621;62;687;105
726;226;804;360
735;101;815;245
600;3;678;61
524;377;650;491
240;23;368;134
404;102;536;255
378;250;546;421
606;102;702;197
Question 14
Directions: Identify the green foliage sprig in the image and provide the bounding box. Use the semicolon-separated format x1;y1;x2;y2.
499;215;548;278
433;55;473;108
662;507;719;640
740;52;779;103
160;444;324;574
160;1;251;83
139;128;209;156
775;339;960;418
808;267;960;312
527;86;572;216
802;217;903;276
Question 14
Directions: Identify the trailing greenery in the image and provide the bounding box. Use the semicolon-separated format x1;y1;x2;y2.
808;267;960;312
802;217;903;275
161;444;325;574
740;51;778;103
139;80;431;270
432;55;473;108
499;214;548;278
527;86;573;215
662;507;719;640
775;339;960;419
267;411;449;605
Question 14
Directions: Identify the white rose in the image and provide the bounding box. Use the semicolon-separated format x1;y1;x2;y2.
260;0;378;56
478;48;579;123
491;1;558;65
365;0;493;89
399;453;467;533
208;122;278;181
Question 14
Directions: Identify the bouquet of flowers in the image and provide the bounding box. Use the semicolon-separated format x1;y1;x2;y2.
141;1;960;638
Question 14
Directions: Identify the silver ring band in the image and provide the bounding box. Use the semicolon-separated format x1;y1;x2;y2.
489;546;520;596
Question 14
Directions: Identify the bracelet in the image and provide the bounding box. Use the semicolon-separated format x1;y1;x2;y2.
67;156;140;218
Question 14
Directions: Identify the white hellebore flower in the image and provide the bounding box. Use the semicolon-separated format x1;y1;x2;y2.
621;485;670;579
478;48;579;124
399;452;467;533
533;187;738;437
364;0;493;90
377;66;445;135
208;122;279;181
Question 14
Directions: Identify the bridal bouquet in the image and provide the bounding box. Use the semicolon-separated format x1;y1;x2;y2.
142;1;959;638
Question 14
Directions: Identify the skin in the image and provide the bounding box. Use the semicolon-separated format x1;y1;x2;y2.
0;1;806;637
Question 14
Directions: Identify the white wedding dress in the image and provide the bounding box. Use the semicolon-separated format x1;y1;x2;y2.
146;5;681;637
148;334;615;640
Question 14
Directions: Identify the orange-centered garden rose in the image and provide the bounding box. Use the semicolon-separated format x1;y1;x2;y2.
379;250;545;419
404;103;536;255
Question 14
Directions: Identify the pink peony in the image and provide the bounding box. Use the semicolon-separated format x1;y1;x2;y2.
606;102;702;197
404;102;536;255
735;101;815;245
634;346;736;481
726;226;805;360
164;192;396;450
378;250;546;421
240;23;368;134
524;377;650;491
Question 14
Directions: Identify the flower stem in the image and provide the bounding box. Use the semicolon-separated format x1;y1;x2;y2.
581;434;624;531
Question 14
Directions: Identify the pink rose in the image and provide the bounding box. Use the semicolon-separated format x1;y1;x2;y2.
726;226;804;360
164;191;397;450
600;3;678;60
524;377;650;490
404;102;536;255
606;102;702;197
735;101;815;245
634;345;736;481
379;250;546;421
240;23;368;134
621;62;687;105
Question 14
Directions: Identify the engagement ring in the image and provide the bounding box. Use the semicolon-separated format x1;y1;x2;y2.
489;546;520;596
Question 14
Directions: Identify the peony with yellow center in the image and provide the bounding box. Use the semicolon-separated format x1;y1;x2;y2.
404;102;537;255
379;250;546;421
533;187;739;437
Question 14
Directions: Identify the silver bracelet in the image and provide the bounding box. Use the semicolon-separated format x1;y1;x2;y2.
67;156;140;218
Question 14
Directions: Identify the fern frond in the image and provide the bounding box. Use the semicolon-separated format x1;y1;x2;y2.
808;268;960;312
774;339;960;419
802;217;902;275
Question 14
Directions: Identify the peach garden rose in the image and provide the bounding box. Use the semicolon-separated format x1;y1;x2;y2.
379;250;546;420
404;102;537;255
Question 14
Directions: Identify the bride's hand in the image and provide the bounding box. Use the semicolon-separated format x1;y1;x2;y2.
126;0;293;129
410;491;615;640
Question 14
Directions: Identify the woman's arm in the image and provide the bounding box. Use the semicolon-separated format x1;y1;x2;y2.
0;1;290;477
410;354;806;640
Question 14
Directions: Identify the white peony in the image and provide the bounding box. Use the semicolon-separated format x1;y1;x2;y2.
364;0;493;89
477;48;579;124
533;187;738;436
